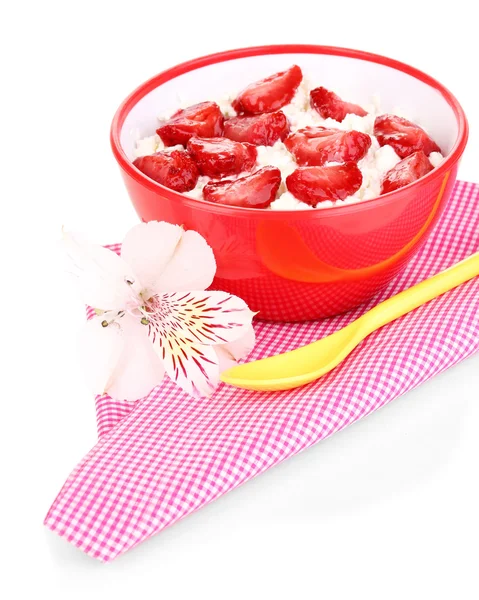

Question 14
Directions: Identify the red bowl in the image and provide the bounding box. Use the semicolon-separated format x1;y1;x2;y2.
111;45;468;322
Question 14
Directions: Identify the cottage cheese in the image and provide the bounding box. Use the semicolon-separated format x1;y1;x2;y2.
133;134;183;158
134;134;160;158
216;94;237;119
429;152;444;168
135;80;444;209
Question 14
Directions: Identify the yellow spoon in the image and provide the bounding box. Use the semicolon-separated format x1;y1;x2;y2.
221;252;479;392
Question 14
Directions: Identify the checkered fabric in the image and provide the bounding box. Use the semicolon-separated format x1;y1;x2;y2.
45;180;479;562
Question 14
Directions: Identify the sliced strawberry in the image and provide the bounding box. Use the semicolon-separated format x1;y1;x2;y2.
285;126;371;166
310;87;367;122
374;114;441;159
203;167;281;208
286;163;362;206
223;112;290;146
133;150;199;192
232;65;302;114
381;151;433;194
187;137;257;178
156;102;224;147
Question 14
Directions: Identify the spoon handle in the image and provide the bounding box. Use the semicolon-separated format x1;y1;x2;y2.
360;252;479;334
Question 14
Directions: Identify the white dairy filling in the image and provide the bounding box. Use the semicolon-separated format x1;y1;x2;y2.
134;82;444;210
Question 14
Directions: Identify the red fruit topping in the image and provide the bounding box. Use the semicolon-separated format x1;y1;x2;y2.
310;87;367;122
232;65;303;114
156;102;224;147
133;150;199;192
286;162;362;206
285;126;371;166
381;150;433;194
187;137;257;178
223;111;290;146
374;114;442;159
203;167;281;208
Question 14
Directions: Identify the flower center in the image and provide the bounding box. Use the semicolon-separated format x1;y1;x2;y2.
138;294;190;344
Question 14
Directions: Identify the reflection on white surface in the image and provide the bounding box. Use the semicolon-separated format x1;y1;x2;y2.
44;354;478;599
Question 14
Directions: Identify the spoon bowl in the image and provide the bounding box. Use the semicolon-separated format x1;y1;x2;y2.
221;321;363;392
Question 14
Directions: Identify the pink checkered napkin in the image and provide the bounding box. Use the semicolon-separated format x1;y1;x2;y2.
45;180;479;562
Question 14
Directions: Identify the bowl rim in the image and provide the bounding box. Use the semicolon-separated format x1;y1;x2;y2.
110;44;469;218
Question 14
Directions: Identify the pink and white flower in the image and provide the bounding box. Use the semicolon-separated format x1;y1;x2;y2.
62;222;255;400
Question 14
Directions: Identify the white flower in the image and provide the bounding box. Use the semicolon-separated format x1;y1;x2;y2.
62;222;255;400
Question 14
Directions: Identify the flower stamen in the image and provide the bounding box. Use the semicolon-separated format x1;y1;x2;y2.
100;311;125;328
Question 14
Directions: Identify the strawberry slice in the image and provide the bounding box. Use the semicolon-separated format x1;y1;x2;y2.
310;87;367;122
374;114;441;159
156;102;224;147
286;163;362;206
232;65;302;114
223;111;290;146
203;167;281;208
381;151;433;194
187;137;257;178
285;126;371;166
133;150;199;192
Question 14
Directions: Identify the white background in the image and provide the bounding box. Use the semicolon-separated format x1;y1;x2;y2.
2;1;478;598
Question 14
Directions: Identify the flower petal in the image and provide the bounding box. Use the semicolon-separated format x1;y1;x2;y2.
61;231;137;310
156;337;220;398
78;312;124;395
153;230;216;293
143;291;255;398
215;325;256;371
120;221;183;296
146;291;255;347
79;313;164;401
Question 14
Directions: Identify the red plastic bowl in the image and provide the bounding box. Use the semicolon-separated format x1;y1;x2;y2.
111;45;468;322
